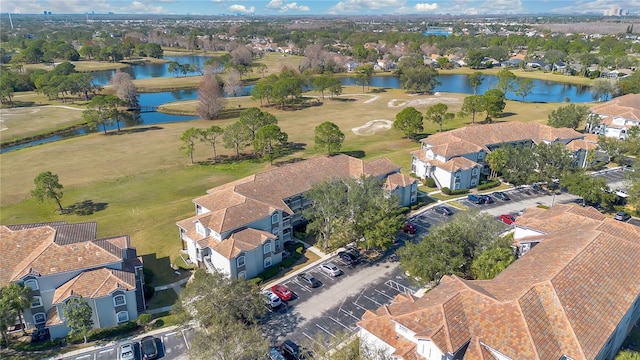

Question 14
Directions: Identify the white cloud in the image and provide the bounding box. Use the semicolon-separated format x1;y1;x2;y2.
0;0;170;14
414;3;438;11
329;0;405;13
266;0;310;12
551;0;640;14
228;4;255;13
130;1;167;13
266;0;283;9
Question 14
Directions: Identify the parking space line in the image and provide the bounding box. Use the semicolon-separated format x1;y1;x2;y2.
160;335;167;356
98;349;113;354
363;294;382;307
164;331;177;337
303;332;328;349
352;301;368;311
374;288;394;300
182;329;190;350
75;355;91;360
329;316;356;331
340;308;362;321
316;324;337;338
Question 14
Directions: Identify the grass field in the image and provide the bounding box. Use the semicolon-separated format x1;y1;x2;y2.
0;105;86;143
0;68;579;285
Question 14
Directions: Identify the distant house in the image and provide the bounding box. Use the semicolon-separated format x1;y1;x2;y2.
411;122;588;190
358;204;640;360
0;222;145;339
588;94;640;139
177;155;418;280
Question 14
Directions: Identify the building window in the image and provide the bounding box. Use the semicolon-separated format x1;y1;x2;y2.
116;311;129;323
238;271;246;279
263;242;271;254
272;227;279;236
478;151;484;159
455;171;461;178
472;168;478;175
113;294;126;307
471;178;477;186
33;313;46;325
24;279;38;291
275;239;281;250
271;212;279;224
237;256;245;267
31;296;43;308
264;257;272;268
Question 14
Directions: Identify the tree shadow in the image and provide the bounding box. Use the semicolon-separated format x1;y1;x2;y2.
329;97;357;102
274;157;308;167
370;88;389;93
339;150;365;158
107;126;164;135
500;112;517;118
62;200;108;216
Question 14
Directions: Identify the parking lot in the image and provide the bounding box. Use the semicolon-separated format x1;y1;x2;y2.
59;328;193;360
594;167;630;189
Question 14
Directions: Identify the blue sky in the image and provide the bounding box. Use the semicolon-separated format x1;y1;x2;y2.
2;0;638;16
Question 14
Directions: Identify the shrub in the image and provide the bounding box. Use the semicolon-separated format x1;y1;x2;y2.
68;321;139;344
477;180;500;191
441;187;451;195
398;206;410;214
425;177;436;188
137;313;152;327
449;189;469;195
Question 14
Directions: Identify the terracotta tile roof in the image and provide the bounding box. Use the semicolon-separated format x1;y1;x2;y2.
429;140;487;158
181;155;407;236
566;139;597;151
45;306;62;326
591;94;640;121
582;133;599;143
209;228;275;259
420;122;584;153
410;149;428;162
0;224;123;286
439;157;480;172
357;204;640;360
385;173;418;190
52;268;136;304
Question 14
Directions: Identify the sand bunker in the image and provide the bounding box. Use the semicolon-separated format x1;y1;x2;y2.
388;95;460;108
352;119;393;136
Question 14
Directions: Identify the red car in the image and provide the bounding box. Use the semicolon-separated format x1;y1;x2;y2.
402;223;416;234
270;284;294;301
500;214;516;225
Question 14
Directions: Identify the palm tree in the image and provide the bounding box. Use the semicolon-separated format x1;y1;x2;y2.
4;284;32;335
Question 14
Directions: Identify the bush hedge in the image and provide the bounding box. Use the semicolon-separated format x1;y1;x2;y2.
477;180;500;191
425;177;436;188
68;321;138;344
442;187;451;195
252;243;305;284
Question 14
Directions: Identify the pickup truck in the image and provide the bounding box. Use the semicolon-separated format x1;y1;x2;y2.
468;194;485;204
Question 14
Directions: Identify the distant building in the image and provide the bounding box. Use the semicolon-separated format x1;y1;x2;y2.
588;94;640;139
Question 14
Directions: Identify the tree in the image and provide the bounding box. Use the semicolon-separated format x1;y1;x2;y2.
466;49;485;69
483;89;506;118
223;68;242;97
471;246;515;280
196;72;226;120
0;287;18;348
168;61;181;77
314;121;345;155
514;77;534;102
547;104;590;130
460;95;485;124
626;161;640;212
396;55;440;93
199;126;224;163
355;64;374;92
254;124;288;165
533;142;575;185
425;103;454;132
238;107;278;142
180;128;200;164
598;136;628;164
393;106;424;138
467;71;483;95
302;177;404;251
223;121;251;159
496;68;516;93
313;75;332;100
485;147;509;180
110;70;139;108
63;297;94;344
398;210;509;285
615;350;640;360
592;78;620;101
83;95;123;134
32;171;64;212
561;170;616;207
2;284;32;336
189;323;268;360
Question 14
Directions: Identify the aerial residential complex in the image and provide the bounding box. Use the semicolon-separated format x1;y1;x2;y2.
411;122;595;190
588;94;640;140
0;222;145;339
358;204;640;360
176;154;418;279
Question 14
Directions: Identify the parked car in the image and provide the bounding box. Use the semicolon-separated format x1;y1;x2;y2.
297;273;321;288
270;284;294;301
140;336;158;360
269;347;287;360
500;214;516;225
614;211;631;221
280;340;312;360
493;191;510;201
320;262;341;277
31;327;50;343
402;222;416;233
479;194;494;204
433;205;454;216
119;341;135;360
263;290;283;308
468;194;485;204
337;251;358;266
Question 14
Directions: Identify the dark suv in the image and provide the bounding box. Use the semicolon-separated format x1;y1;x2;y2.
280;340;312;360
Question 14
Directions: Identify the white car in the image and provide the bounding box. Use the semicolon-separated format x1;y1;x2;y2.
119;341;135;360
263;290;282;308
320;262;341;277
